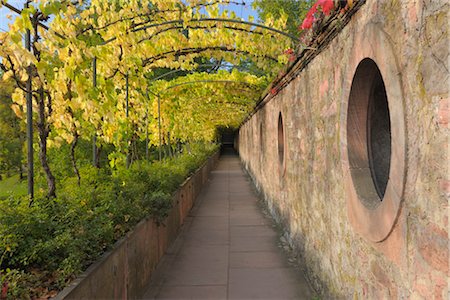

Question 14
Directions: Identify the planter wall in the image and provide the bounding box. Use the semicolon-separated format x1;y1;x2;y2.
55;151;220;300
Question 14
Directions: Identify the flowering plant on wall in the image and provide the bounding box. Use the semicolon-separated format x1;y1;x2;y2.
300;0;335;30
288;0;356;57
300;0;354;31
281;0;355;66
274;0;358;97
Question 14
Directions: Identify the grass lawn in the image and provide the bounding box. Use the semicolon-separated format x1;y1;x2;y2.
0;174;27;199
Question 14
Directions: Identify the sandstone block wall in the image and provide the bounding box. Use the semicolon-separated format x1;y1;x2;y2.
238;1;449;298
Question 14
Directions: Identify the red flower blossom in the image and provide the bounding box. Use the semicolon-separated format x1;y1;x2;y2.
299;0;335;30
317;0;334;15
300;3;318;30
1;282;8;299
308;3;318;15
301;15;314;30
270;88;278;95
284;48;296;61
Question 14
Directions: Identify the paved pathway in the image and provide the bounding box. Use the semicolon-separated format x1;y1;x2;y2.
141;149;314;299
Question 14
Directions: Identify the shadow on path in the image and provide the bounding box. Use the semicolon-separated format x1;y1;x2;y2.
140;149;314;299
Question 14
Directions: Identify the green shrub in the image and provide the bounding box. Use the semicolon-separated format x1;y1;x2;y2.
144;191;172;224
0;142;219;298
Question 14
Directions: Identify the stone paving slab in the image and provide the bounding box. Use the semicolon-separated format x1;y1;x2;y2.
140;149;314;300
228;268;309;300
229;251;289;269
156;285;228;299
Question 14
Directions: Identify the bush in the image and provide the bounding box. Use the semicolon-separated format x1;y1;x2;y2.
0;142;219;298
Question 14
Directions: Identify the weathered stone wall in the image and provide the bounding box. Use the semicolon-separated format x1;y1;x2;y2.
238;1;449;298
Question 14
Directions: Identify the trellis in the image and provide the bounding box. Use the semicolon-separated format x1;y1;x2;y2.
0;0;297;199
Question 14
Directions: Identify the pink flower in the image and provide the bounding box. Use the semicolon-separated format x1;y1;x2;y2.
308;3;318;15
301;15;315;29
300;3;318;30
317;0;334;15
1;282;8;299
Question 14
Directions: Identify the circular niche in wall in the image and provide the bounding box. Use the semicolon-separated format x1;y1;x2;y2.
260;122;264;152
342;55;406;242
278;112;284;166
347;58;391;208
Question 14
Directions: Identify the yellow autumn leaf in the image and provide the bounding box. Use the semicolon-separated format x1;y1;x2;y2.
11;104;24;118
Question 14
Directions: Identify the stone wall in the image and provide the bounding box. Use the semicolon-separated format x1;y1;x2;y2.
238;1;449;298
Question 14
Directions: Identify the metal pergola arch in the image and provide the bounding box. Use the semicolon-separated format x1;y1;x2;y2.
146;78;260;161
0;0;297;198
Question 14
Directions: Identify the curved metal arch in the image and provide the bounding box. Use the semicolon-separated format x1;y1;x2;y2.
165;79;254;90
79;1;246;34
142;45;279;66
137;24;267;44
146;78;260;99
2;1;297;44
145;78;257;160
103;44;274;80
3;2;292;82
149;79;259;96
103;17;297;45
130;18;298;41
103;45;277;79
136;23;313;50
146;63;246;83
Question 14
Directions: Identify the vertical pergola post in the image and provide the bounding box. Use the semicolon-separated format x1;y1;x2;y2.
145;92;149;161
125;74;130;168
25;10;34;200
92;57;97;166
157;94;162;161
125;74;129;118
145;107;149;161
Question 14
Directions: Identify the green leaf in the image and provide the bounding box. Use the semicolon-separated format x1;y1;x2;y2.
41;2;62;16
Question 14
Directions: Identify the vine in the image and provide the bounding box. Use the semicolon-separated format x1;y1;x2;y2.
0;0;294;196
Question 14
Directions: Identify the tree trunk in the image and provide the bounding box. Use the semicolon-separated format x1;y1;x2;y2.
26;13;56;199
95;144;102;168
177;140;182;155
131;132;139;163
18;130;25;181
162;136;168;159
36;89;56;199
19;165;24;180
186;142;191;154
70;131;81;186
126;142;131;169
167;132;173;157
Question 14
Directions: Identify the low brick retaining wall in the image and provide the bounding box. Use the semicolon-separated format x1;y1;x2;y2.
55;151;220;300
